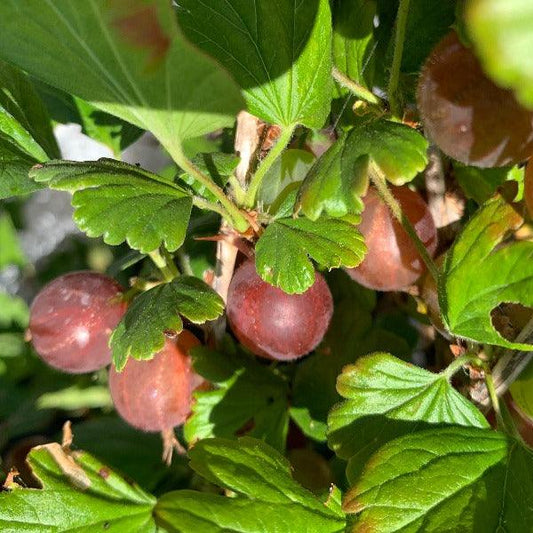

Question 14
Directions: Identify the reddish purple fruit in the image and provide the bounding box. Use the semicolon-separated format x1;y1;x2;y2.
226;258;333;361
109;331;201;432
29;271;126;373
347;186;437;291
417;31;533;168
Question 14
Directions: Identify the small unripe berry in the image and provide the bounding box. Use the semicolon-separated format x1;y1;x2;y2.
29;271;126;373
346;187;437;291
226;259;333;361
109;331;201;432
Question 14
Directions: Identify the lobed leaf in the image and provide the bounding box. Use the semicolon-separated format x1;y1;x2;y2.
184;347;289;452
441;195;533;350
30;158;193;255
111;277;224;371
0;443;156;532
177;0;333;128
296;117;429;220
328;353;489;482
344;427;533;532
155;437;346;533
255;216;366;294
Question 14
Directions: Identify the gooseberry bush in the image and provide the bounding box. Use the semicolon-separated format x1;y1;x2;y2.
1;0;533;531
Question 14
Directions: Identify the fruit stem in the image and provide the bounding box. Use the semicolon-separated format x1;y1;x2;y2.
370;164;440;282
388;0;411;118
442;352;482;381
243;124;296;208
163;139;250;232
149;249;178;282
332;67;382;106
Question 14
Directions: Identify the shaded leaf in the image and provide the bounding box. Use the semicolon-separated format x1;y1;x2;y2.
0;213;26;268
155;437;345;533
441;196;533;350
0;443;156;532
184;347;289;452
255;216;366;294
343;427;533;533
30;158;193;254
178;0;333;128
111;277;224;371
328;353;489;482
0;0;244;154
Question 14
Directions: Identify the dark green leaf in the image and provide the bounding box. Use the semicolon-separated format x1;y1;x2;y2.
255;216;366;293
111;277;223;371
467;0;533;109
178;0;333;128
30;158;193;254
0;443;156;531
0;0;244;154
296;117;428;220
333;0;376;89
441;195;533;350
0;136;43;199
0;59;59;160
155;437;345;533
343;427;533;533
328;353;489;482
184;347;289;452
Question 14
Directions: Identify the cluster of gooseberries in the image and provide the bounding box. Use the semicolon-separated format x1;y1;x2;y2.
29;271;202;435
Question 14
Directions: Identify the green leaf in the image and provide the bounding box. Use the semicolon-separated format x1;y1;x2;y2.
155;437;346;533
328;353;489;482
296;117;429;220
74;97;143;157
178;152;239;203
0;59;59;161
184;347;289;451
401;0;458;73
333;0;376;89
37;385;112;411
0;442;157;532
343;427;533;533
258;149;315;207
30;158;193;254
177;0;333;128
0;136;43;200
441;195;533;350
0;292;29;329
255;216;366;294
510;357;533;418
0;0;244;154
0;213;26;268
454;163;520;204
467;0;533;109
111;277;223;371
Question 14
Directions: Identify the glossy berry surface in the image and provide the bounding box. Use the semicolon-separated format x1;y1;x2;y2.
29;271;126;373
347;187;437;291
226;259;333;361
109;331;201;432
417;31;533;168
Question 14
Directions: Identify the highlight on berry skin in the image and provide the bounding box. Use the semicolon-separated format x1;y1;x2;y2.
28;271;127;374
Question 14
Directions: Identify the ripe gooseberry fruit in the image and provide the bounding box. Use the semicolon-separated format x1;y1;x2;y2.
346;186;437;291
109;331;201;432
417;31;533;168
29;271;126;373
226;258;333;361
